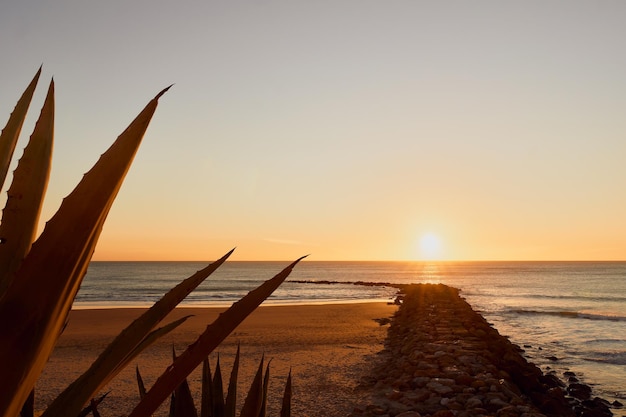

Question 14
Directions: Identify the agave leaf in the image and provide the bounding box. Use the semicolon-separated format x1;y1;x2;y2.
212;355;225;416
240;357;264;417
114;315;193;379
259;361;271;417
170;349;177;417
0;87;169;417
169;391;176;417
0;79;54;297
76;393;108;417
19;390;34;417
128;256;307;417
42;251;233;417
224;345;240;417
280;370;292;417
200;358;212;417
136;367;147;400
89;399;101;417
171;347;198;417
136;368;156;417
172;380;198;417
0;66;41;190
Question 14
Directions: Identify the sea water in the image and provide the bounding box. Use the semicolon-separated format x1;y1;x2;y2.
75;260;626;405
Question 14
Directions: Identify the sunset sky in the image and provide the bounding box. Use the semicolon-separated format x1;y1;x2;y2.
1;1;625;261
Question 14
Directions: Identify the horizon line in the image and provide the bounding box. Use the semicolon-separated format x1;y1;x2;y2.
89;259;626;263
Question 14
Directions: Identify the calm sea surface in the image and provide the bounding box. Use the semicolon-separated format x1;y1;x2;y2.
75;261;626;405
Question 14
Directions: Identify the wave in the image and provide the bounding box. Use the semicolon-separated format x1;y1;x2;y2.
582;338;626;346
506;308;626;322
462;290;626;304
584;351;626;366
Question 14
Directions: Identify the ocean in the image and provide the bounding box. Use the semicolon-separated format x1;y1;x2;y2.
74;260;626;406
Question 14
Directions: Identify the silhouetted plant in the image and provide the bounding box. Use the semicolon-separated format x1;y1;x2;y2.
0;67;301;417
136;346;292;417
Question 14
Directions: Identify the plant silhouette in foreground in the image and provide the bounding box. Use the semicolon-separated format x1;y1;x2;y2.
0;67;299;417
137;345;293;417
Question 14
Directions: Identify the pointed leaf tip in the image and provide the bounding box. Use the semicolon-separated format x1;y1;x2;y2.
290;255;308;268
155;85;174;100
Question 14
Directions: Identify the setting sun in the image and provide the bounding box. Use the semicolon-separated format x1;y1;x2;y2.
418;233;443;260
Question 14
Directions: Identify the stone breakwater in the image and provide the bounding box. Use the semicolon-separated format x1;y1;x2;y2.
349;284;615;417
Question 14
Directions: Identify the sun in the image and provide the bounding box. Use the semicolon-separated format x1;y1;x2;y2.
418;233;443;260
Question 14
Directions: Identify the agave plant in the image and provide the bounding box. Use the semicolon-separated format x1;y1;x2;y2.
136;346;292;417
0;68;302;417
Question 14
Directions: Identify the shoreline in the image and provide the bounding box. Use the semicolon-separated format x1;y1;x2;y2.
70;296;397;310
36;288;619;417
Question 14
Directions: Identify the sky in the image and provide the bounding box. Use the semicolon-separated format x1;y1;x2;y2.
1;1;625;261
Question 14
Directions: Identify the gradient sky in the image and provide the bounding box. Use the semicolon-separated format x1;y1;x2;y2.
1;1;625;261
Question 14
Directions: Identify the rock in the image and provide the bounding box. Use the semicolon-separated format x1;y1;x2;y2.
543;373;566;388
387;400;410;415
432;377;455;386
567;383;592;400
488;397;510;408
432;410;455;417
411;376;430;388
495;405;520;417
465;396;484;408
349;284;578;417
365;404;387;415
426;381;454;395
580;397;613;417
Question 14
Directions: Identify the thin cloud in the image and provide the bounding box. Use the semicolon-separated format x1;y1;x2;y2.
263;238;318;246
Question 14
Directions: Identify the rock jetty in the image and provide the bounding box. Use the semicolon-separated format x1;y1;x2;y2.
350;284;615;417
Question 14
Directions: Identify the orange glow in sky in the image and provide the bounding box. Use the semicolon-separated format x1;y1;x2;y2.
2;2;625;261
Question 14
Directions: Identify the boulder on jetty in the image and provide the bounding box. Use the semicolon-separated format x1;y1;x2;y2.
350;284;579;417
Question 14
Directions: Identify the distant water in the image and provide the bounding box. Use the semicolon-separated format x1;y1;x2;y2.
75;260;626;405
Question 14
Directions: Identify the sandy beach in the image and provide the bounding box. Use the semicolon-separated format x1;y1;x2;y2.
35;302;397;417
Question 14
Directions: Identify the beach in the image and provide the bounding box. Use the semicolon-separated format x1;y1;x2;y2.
34;283;621;417
35;302;397;417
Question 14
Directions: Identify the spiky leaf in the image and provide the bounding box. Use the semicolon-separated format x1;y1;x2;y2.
224;345;240;417
172;380;198;417
280;370;291;417
136;367;147;400
0;79;54;297
113;315;193;383
172;347;198;417
212;355;224;416
240;357;264;417
259;361;271;417
19;390;34;417
200;358;212;417
0;87;169;417
89;399;101;417
128;256;306;417
76;393;108;417
43;250;232;417
0;66;41;190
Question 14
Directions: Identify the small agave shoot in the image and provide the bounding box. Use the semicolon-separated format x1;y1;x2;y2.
136;345;293;417
0;68;301;417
